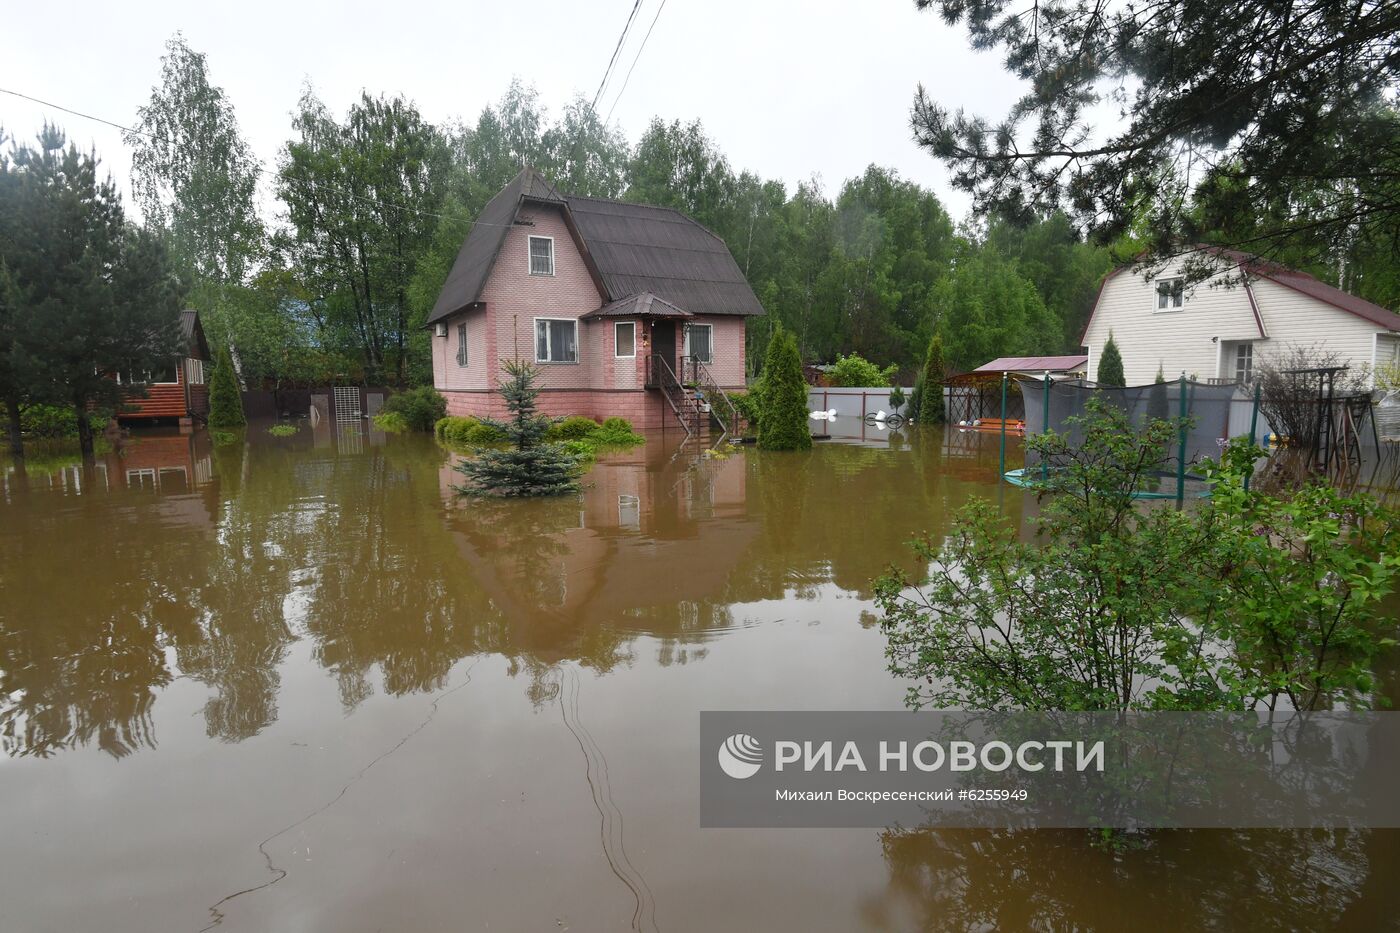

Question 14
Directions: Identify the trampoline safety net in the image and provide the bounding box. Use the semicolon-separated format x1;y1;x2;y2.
1017;377;1245;478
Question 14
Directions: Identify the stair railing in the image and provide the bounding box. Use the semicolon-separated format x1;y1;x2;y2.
650;353;694;437
681;356;738;446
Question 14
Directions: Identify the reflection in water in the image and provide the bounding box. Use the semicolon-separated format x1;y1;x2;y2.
1;423;1395;931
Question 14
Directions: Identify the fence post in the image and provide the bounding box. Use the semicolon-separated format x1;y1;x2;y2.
1245;382;1261;491
1040;373;1051;481
999;372;1008;479
1176;373;1188;504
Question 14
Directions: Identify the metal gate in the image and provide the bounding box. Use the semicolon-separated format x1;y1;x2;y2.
333;386;361;422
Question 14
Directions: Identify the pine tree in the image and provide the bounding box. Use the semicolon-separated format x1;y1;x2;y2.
757;327;811;451
454;360;580;496
207;343;246;428
917;335;946;424
1097;333;1126;387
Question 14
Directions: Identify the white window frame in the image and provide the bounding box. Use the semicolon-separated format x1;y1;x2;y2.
684;323;713;364
1154;277;1185;313
614;321;636;358
534;317;579;364
456;322;469;367
1234;342;1254;384
528;235;555;276
185;358;206;386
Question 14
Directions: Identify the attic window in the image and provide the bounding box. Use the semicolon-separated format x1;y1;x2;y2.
529;236;554;276
1155;277;1185;311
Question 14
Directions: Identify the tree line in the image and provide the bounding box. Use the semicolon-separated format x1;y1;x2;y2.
117;37;1117;390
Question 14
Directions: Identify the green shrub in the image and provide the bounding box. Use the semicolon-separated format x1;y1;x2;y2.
371;411;409;433
267;423;299;437
828;353;897;387
560;439;597;465
726;391;761;430
465;422;508;444
210;429;240;446
547;415;601;441
758;326;812;451
20;404;79;438
208;345;246;429
588;417;645;448
1097;332;1126;387
916;335;946;424
435;415;506;446
381;386;447;433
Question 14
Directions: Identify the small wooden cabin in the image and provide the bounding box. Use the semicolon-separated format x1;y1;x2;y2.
116;309;212;428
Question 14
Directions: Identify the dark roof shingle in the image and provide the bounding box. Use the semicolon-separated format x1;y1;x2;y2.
427;168;764;325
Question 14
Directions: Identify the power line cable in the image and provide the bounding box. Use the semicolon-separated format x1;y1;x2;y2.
604;0;670;125
591;0;645;111
0;85;520;229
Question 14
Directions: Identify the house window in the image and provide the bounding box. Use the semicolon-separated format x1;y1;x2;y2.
615;321;636;358
528;236;554;276
1234;342;1254;384
185;359;205;385
456;323;468;367
535;318;578;363
1155;277;1185;311
117;365;178;385
684;323;713;364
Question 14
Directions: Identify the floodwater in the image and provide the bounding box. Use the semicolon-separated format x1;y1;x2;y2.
1;422;1397;932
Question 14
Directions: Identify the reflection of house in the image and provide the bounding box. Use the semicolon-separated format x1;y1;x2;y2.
1082;248;1400;385
117;309;212;427
439;443;754;652
427;167;764;431
7;431;218;527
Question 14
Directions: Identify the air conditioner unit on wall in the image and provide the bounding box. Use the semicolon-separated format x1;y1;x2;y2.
434;322;448;338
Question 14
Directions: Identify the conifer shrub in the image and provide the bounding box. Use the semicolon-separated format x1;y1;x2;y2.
453;361;580;497
207;345;246;429
758;327;812;451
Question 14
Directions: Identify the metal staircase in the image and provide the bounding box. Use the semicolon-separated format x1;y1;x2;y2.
679;356;738;446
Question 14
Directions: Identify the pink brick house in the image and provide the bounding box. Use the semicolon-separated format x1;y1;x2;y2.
427;167;764;433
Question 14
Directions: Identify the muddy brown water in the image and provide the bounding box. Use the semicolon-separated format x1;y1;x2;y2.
1;423;1397;932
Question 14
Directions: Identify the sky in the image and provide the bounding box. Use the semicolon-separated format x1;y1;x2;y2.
0;0;1033;223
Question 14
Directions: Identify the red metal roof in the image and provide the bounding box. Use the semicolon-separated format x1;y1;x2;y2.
973;355;1089;373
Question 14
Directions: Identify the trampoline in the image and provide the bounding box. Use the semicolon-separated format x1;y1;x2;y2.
992;373;1260;504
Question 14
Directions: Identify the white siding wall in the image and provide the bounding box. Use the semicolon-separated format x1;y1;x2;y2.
1083;253;1395;386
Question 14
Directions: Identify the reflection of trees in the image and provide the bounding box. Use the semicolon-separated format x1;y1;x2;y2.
0;494;190;757
295;445;499;707
870;827;1381;931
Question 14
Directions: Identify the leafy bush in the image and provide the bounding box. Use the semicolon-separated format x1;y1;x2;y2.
435;415;508;447
588;417;645;447
210;429;240;447
877;398;1399;714
267;423;299;437
828;353;897;387
381;386;447;433
547;415;601;441
371;411;409;433
727;391;761;431
20;404;79;438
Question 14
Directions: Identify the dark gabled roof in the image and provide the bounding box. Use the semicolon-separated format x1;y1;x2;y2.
428;169;558;324
581;292;694;320
427;167;764;325
562;196;765;317
180;309;210;360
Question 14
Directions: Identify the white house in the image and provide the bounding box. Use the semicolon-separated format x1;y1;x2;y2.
1081;247;1400;387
